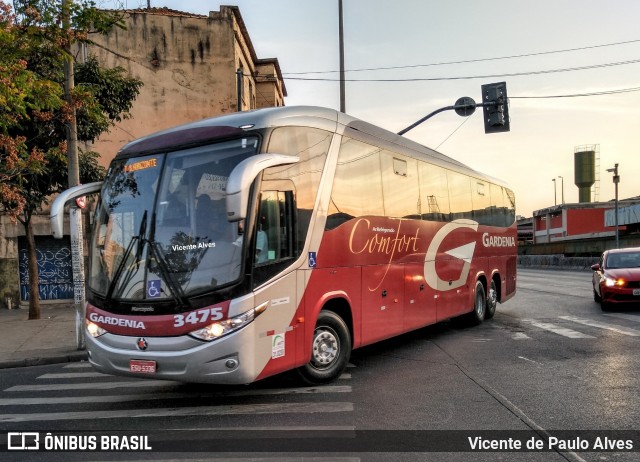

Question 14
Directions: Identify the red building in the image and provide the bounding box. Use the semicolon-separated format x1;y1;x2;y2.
534;203;611;244
532;201;640;244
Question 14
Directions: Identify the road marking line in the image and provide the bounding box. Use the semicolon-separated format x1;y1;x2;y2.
512;332;531;340
522;319;595;339
559;316;640;336
0;385;353;406
518;356;543;366
0;402;354;423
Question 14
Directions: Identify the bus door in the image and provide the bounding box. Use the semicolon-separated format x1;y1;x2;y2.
252;188;301;377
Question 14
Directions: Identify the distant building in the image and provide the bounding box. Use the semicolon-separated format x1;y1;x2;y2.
0;6;286;306
532;202;619;244
518;198;640;256
87;6;287;166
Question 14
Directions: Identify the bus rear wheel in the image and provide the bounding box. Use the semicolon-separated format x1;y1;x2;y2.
297;310;351;385
485;279;498;320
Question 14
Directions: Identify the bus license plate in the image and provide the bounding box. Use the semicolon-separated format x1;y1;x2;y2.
130;359;156;374
633;289;640;296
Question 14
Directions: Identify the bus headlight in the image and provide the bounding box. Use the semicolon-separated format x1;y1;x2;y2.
189;302;268;342
86;319;107;338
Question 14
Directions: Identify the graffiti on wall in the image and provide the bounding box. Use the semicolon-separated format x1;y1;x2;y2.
18;238;74;301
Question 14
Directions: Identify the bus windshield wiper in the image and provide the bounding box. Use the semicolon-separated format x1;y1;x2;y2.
105;211;147;301
147;214;191;311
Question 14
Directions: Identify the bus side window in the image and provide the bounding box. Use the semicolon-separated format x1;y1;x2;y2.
254;190;296;285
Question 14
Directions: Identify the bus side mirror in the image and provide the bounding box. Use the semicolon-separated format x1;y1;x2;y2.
226;154;299;222
50;182;103;238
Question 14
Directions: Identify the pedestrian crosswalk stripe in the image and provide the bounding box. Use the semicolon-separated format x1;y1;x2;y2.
522;319;595;339
0;385;353;406
5;380;178;393
63;362;93;369
37;372;107;380
602;313;640;324
0;402;354;423
559;316;640;337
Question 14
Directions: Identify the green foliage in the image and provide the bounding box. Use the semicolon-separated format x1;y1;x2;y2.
76;55;143;141
0;0;142;221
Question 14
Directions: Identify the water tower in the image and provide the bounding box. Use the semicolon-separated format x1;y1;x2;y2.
574;146;597;203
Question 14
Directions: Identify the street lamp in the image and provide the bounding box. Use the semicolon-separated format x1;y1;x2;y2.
558;176;565;204
606;163;620;248
552;178;557;206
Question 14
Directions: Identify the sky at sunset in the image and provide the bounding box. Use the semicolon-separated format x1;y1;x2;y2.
98;0;640;217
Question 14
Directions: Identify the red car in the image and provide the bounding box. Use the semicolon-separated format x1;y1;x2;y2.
591;247;640;311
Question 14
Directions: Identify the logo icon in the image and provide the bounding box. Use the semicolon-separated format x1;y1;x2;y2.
147;280;161;298
136;338;149;351
8;432;39;450
424;219;479;291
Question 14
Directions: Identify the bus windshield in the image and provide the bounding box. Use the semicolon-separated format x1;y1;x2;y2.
88;137;259;303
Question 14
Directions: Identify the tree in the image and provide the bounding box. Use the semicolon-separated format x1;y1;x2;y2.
0;1;142;319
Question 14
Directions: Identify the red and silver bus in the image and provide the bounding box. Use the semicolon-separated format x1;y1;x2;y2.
51;106;517;385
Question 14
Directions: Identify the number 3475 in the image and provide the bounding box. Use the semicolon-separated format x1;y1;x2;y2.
173;307;223;327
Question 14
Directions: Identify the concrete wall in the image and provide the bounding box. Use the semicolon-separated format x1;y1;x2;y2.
0;217;19;306
518;254;596;271
88;6;285;167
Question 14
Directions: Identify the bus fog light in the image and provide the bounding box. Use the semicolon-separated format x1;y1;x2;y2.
86;320;107;338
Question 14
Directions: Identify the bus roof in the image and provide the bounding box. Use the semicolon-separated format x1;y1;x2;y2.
116;106;509;189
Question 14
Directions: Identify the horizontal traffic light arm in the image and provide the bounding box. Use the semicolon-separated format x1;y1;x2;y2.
397;100;499;136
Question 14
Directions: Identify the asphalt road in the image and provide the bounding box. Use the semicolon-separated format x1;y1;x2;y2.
1;268;639;462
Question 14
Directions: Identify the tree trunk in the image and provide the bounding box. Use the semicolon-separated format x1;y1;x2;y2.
23;214;41;320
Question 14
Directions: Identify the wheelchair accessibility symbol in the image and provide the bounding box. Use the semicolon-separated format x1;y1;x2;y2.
147;280;161;298
308;251;317;268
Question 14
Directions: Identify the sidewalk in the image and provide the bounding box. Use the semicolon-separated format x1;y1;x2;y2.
0;303;87;369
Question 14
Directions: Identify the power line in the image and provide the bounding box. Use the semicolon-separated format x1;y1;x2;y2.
284;58;640;82
436;114;473;149
510;86;640;99
283;38;640;75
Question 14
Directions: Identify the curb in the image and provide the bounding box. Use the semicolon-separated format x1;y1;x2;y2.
0;351;88;370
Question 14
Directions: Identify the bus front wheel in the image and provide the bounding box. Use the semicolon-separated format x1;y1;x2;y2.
297;310;351;385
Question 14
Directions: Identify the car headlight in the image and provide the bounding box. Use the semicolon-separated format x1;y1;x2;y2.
604;276;625;287
86;319;107;338
189;302;268;341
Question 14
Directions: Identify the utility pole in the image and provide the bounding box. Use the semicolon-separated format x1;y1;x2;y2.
236;68;243;111
62;0;86;350
558;176;564;204
607;163;620;248
552;178;557;206
338;0;346;112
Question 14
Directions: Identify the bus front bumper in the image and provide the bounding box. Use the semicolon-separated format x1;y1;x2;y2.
85;324;259;385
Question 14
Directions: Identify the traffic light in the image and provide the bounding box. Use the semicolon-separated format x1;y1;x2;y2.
481;82;510;134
